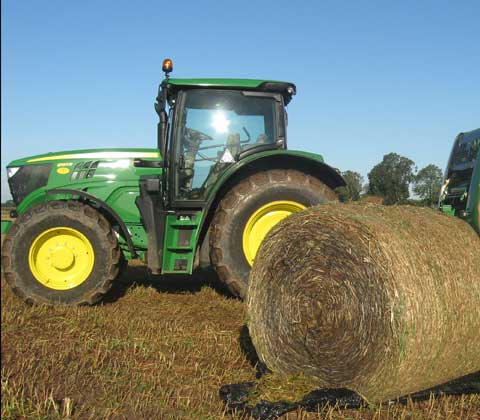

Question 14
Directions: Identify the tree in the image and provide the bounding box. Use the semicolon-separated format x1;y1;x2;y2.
336;170;364;202
413;164;443;207
368;153;415;205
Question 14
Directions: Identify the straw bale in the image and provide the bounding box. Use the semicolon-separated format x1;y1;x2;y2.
247;204;480;403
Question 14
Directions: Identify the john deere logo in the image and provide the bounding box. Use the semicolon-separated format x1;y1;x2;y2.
57;167;70;175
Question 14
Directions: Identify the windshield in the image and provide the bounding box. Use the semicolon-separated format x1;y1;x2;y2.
174;89;277;200
449;129;480;172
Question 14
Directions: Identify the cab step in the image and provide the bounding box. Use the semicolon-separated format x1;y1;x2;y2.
162;212;201;274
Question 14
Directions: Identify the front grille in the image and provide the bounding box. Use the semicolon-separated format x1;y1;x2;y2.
70;161;99;181
8;164;52;205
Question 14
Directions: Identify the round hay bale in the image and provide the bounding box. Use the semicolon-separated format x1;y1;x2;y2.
247;203;480;403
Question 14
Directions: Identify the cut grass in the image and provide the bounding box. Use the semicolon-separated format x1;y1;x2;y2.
1;258;479;419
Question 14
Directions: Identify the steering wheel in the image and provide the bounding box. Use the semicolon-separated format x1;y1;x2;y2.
185;127;213;142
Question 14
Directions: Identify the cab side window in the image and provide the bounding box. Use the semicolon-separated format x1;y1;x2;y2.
175;90;277;200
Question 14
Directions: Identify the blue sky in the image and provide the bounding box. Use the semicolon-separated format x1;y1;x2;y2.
2;0;479;201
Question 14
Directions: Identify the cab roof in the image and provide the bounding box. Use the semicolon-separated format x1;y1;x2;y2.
165;78;297;104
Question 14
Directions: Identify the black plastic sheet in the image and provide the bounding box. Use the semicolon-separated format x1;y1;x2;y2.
220;382;364;419
219;371;480;419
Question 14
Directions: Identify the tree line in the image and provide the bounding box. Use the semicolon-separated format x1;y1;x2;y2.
336;152;444;207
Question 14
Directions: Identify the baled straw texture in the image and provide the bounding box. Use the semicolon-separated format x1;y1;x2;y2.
247;204;480;403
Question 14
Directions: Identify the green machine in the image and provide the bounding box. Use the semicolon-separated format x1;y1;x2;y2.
439;128;480;234
1;59;345;305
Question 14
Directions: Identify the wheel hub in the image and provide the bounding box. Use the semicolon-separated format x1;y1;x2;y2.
50;247;75;270
242;200;305;266
28;227;95;290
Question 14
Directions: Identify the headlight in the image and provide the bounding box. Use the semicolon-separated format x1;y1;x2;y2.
7;167;21;178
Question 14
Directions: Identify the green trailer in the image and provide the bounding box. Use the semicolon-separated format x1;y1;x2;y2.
1;59;345;305
439;128;480;234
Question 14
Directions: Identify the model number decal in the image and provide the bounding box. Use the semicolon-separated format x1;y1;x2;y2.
57;167;71;175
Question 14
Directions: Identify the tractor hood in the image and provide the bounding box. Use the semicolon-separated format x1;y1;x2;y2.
5;148;162;209
8;148;161;167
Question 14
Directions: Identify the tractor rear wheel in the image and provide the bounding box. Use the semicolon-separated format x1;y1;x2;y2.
210;169;337;298
1;200;121;306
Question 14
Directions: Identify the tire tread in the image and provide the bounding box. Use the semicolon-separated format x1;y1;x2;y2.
210;169;337;298
1;200;121;306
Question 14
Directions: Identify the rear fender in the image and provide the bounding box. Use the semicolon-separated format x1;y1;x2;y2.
196;151;345;266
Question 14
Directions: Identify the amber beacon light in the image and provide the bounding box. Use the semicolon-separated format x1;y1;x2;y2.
162;58;173;75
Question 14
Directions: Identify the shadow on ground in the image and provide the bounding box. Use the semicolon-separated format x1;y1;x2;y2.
102;261;234;304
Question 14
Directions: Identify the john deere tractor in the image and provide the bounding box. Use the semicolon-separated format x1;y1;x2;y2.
1;59;345;305
439;128;480;234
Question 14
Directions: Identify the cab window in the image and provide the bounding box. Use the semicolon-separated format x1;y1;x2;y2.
174;89;277;200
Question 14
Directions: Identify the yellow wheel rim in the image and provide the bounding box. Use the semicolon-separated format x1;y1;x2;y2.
242;200;306;266
28;227;95;290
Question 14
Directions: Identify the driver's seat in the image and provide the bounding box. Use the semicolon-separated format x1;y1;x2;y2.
225;133;241;158
201;133;241;192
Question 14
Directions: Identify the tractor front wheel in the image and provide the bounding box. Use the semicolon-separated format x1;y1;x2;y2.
210;169;337;298
1;200;121;306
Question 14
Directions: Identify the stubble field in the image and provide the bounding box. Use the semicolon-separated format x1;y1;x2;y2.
1;257;479;419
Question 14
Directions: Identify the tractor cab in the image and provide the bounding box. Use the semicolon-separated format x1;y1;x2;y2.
154;59;296;203
439;128;480;233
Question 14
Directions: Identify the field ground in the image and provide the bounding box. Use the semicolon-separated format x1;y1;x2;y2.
1;256;479;419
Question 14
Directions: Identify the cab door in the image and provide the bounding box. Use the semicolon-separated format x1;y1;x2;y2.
171;89;278;205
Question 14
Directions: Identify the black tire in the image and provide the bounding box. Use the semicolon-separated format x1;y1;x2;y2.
1;200;121;306
210;169;337;298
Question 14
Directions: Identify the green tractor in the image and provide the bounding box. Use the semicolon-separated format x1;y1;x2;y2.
1;59;345;305
439;128;480;234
